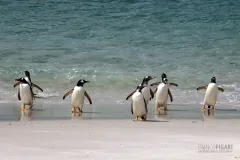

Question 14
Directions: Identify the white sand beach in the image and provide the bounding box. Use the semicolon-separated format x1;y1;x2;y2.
0;118;239;160
0;102;240;160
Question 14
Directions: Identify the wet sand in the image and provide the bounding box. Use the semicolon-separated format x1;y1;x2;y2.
0;102;240;121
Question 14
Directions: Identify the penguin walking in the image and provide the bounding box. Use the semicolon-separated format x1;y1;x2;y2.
131;84;148;121
63;79;92;113
13;71;43;100
151;73;178;112
151;78;172;111
197;77;224;110
15;77;34;111
126;76;155;105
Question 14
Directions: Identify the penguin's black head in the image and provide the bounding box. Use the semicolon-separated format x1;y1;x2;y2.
211;77;216;83
24;71;30;78
161;73;167;80
163;78;168;84
77;79;89;86
24;70;32;83
15;77;29;84
136;84;144;92
142;76;155;85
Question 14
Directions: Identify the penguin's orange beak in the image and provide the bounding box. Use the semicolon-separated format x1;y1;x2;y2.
15;78;22;81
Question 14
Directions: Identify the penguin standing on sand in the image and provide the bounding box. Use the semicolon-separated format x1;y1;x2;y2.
126;76;155;105
15;77;34;111
151;73;178;112
151;78;171;111
63;79;92;113
131;84;148;121
197;76;224;110
13;71;43;100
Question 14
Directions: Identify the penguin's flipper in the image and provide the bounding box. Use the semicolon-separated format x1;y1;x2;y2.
84;91;92;105
63;89;73;100
150;82;161;86
196;85;208;90
143;97;148;113
131;102;133;114
126;90;136;100
218;87;224;92
13;81;20;88
150;89;154;99
30;87;35;99
31;83;43;92
18;88;21;100
153;88;157;94
168;89;173;102
170;82;178;87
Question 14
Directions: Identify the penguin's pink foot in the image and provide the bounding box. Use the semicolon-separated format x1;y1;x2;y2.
134;116;139;121
21;105;25;111
72;106;76;113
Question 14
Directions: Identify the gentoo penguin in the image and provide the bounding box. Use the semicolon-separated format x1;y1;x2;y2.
15;77;34;111
197;76;224;110
151;73;178;111
151;78;172;111
131;84;148;121
63;79;92;113
13;71;43;100
126;76;155;105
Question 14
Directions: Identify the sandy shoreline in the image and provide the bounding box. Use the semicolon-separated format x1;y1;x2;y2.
0;119;239;160
0;102;240;121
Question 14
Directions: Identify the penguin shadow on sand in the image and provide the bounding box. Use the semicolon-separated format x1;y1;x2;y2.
154;108;169;120
202;109;215;121
71;111;83;120
71;105;97;120
18;102;46;121
19;109;33;121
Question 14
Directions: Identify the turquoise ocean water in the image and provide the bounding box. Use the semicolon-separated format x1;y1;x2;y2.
0;0;239;105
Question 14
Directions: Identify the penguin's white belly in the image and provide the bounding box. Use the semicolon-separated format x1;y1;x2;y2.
132;92;146;117
71;87;85;108
156;84;168;107
142;87;151;104
204;83;218;106
20;84;32;105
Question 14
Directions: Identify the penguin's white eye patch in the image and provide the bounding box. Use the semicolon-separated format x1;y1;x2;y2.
81;80;84;83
